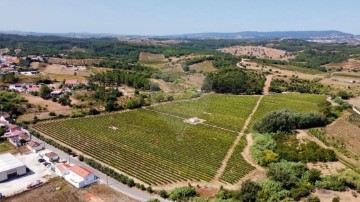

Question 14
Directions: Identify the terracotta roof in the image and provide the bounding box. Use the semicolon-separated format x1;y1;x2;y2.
56;163;72;172
27;141;41;148
45;152;58;158
69;166;93;178
26;87;40;91
19;134;29;139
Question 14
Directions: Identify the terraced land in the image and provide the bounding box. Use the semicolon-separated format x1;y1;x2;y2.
32;110;238;185
250;93;326;129
219;136;255;184
150;94;260;131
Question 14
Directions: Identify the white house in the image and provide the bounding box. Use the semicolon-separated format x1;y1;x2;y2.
55;164;98;188
50;89;62;97
44;152;59;162
25;86;40;94
27;141;44;153
0;116;9;127
20;71;39;76
9;83;25;92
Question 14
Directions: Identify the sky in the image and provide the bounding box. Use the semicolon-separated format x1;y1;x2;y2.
1;0;359;35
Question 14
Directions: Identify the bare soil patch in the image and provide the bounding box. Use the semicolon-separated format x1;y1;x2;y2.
349;96;360;109
325;58;360;69
139;52;168;63
43;64;91;77
219;46;294;61
307;162;347;175
19;93;71;121
326;112;360;157
311;188;359;202
3;178;139;202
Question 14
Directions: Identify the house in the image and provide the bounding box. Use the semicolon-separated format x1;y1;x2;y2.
4;125;27;138
55;164;98;188
26;86;40;94
0;112;10;121
64;80;80;87
50;89;62;97
8;133;31;147
55;163;72;176
27;141;44;153
44;152;59;162
20;71;39;76
9;83;25;92
14;49;22;55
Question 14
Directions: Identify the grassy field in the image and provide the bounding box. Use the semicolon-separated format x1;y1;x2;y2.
150;94;260;131
219;136;254;184
0;142;13;154
32;109;238;185
250;93;326;129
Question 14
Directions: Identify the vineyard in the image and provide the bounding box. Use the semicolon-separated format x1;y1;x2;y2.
32;109;240;185
150;94;260;131
250;93;326;129
219;136;255;184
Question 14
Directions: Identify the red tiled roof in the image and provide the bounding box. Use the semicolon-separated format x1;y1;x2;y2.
69;166;93;178
45;152;58;158
27;141;40;148
19;134;29;139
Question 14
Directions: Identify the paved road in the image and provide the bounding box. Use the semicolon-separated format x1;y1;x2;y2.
31;136;168;202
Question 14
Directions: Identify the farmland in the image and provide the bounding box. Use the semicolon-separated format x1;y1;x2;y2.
250;93;326;129
219;136;254;184
32;109;239;185
150;94;260;131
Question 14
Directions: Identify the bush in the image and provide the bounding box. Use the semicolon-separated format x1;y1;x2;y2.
48;112;56;116
88;108;100;115
307;196;320;202
78;155;84;162
253;109;325;133
158;190;168;199
126;178;135;187
169;187;197;201
235;180;261;202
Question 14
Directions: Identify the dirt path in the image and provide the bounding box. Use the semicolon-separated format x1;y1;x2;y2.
263;75;273;95
212;95;264;181
242;134;265;171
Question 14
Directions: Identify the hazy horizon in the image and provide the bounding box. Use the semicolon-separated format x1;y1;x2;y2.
2;0;360;35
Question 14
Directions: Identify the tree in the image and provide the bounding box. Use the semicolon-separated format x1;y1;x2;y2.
169;187;196;201
235;180;261;202
158;190;169;199
19;139;27;146
39;85;52;99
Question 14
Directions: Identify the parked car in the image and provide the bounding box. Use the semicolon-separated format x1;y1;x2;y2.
43;162;50;167
38;159;45;163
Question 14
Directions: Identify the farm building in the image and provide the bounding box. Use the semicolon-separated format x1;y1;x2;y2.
19;71;39;76
0;153;27;182
27;141;44;153
44;152;59;162
55;164;98;188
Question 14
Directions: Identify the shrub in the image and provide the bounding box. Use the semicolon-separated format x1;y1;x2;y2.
78;155;84;162
88;108;100;115
235;180;261;202
48;112;56;116
158;190;168;199
126;178;135;187
169;187;196;201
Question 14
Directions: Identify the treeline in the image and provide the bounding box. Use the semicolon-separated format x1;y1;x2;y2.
0;91;28;116
89;70;151;90
94;60;154;73
202;69;265;94
269;77;330;94
182;54;239;71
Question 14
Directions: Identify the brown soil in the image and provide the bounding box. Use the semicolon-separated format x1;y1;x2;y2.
3;178;139;202
307;162;346;175
19;93;72;121
311;188;359;202
326;112;360;156
43;64;91;77
325;58;360;69
218;46;294;61
138;52;168;63
349;96;360;109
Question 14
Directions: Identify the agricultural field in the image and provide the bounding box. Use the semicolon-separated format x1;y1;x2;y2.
219;136;254;184
32;109;238;185
218;46;294;61
250;93;326;129
150;94;260;131
189;60;217;72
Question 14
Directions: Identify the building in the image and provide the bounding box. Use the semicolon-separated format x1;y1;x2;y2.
9;83;25;92
20;71;39;76
64;80;80;87
0;153;27;182
44;152;59;162
50;89;62;97
25;86;40;94
55;164;98;188
27;141;44;153
0;115;9;127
